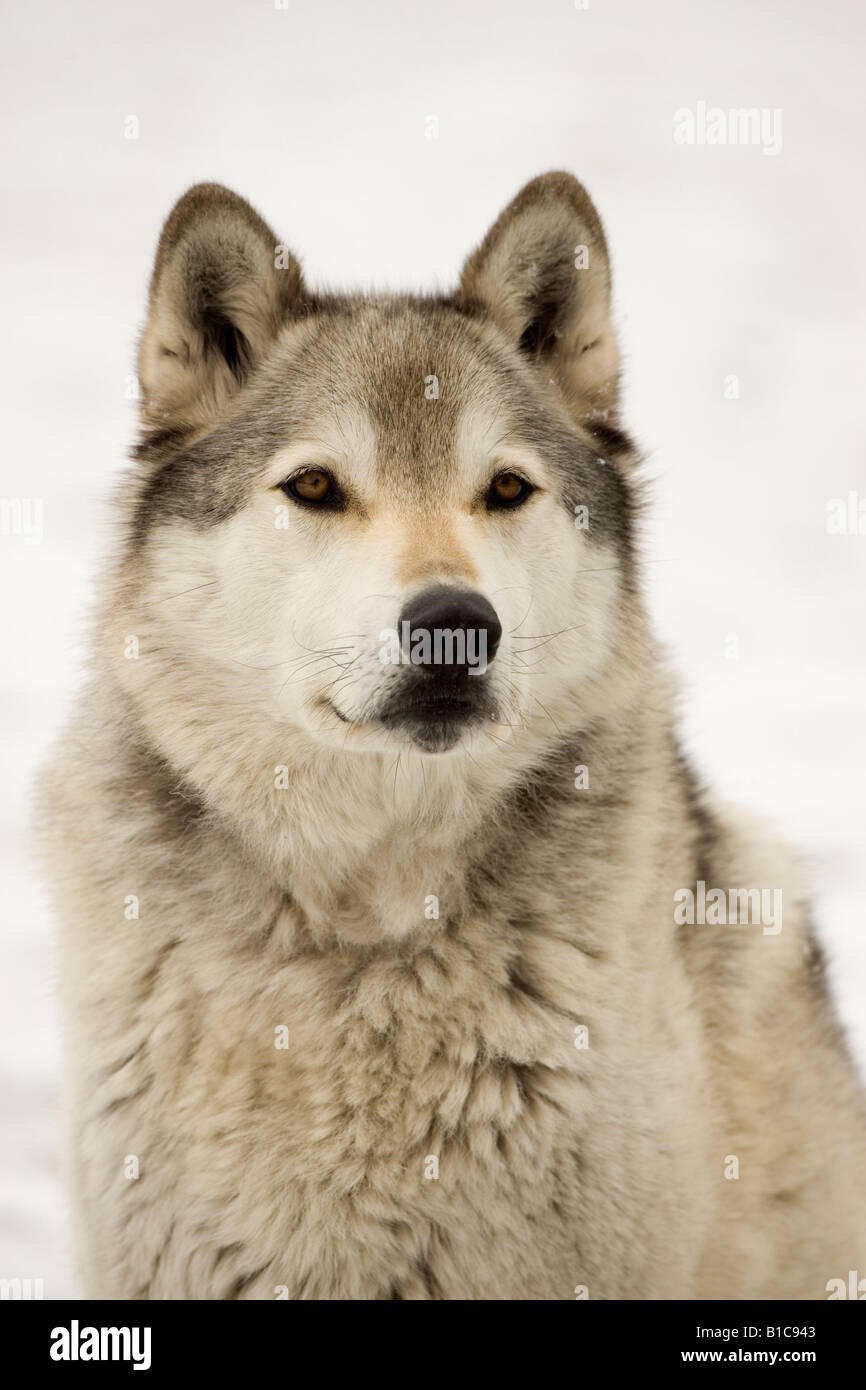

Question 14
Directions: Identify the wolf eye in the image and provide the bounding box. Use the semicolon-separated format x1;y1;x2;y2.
280;469;343;509
486;471;534;511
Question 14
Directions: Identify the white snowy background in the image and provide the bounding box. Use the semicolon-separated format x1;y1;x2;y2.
1;0;864;1298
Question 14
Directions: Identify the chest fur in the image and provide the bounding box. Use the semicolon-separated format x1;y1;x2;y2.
69;880;710;1298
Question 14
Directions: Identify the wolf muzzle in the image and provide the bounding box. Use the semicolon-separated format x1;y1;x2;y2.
398;585;502;676
377;586;502;751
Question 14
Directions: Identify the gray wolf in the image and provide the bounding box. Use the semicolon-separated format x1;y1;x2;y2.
38;174;866;1299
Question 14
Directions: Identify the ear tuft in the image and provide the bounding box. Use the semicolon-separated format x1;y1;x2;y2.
137;183;304;442
458;172;621;425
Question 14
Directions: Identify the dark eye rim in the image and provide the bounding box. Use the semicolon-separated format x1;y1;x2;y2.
278;468;346;511
485;471;536;512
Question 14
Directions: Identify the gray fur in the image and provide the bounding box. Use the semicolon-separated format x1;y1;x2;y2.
38;174;866;1300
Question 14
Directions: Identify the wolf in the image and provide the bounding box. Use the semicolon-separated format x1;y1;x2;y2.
38;174;866;1299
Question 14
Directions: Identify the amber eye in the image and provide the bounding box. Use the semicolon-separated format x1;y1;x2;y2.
486;471;534;511
280;468;344;510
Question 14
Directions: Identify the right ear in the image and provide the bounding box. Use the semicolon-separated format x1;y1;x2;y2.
457;172;621;429
137;183;304;444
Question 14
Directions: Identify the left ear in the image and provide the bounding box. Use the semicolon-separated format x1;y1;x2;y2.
457;172;621;428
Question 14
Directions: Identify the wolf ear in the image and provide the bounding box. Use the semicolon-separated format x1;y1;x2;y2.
137;183;304;441
458;172;621;425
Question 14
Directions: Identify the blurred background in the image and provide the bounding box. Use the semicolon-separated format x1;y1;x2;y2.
2;0;864;1297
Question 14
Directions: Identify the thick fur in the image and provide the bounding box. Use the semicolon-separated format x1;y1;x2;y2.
39;174;866;1299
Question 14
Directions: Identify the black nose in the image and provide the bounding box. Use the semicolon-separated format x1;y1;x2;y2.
399;585;502;676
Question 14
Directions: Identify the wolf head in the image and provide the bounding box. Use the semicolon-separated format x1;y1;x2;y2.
115;175;642;770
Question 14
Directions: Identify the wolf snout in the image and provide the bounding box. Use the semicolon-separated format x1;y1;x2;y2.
399;586;502;677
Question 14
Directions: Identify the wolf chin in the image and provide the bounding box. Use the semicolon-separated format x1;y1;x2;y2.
38;174;866;1299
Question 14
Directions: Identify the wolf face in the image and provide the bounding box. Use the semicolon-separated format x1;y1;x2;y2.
121;176;640;762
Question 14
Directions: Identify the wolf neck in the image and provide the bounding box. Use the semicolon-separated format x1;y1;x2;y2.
107;633;659;948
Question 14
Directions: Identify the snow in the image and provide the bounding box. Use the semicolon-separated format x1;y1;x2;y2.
1;0;864;1297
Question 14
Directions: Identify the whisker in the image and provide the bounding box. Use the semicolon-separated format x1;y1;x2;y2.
290;628;360;656
483;729;511;747
532;696;564;737
512;623;586;645
154;580;219;604
279;654;352;696
232;647;352;672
